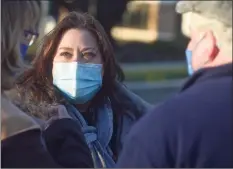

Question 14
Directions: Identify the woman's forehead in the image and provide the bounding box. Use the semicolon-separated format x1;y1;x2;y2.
58;28;98;49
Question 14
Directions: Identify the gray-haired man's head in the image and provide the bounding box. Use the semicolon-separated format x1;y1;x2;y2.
175;1;232;74
176;1;232;27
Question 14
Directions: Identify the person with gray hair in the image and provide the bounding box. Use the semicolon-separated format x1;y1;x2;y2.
1;1;93;168
117;1;232;167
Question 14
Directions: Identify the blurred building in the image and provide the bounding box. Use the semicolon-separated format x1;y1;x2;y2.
43;0;182;43
111;1;179;43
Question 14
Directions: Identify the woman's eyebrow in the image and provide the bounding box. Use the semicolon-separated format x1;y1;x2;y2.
80;47;97;52
80;47;95;52
58;47;73;51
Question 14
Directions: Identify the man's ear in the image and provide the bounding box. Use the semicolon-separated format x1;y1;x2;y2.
202;31;219;61
193;30;218;62
187;30;206;50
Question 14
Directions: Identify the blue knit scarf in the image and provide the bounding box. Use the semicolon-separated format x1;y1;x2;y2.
65;98;115;168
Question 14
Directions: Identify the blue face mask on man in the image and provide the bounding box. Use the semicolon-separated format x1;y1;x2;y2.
20;30;39;59
20;43;29;58
185;49;194;76
53;62;103;104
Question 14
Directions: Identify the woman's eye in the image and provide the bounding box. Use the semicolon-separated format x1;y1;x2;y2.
82;52;95;60
60;52;72;58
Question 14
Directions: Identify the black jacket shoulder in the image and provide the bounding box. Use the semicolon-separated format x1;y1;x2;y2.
2;118;94;168
43;118;94;168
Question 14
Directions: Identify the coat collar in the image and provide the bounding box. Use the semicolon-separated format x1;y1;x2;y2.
181;63;232;92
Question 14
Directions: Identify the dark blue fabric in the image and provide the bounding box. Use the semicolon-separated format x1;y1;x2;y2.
117;63;233;168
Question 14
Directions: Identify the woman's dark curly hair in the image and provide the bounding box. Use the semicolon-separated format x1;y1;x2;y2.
17;11;124;106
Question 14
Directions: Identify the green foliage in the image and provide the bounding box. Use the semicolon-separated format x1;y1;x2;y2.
124;68;187;82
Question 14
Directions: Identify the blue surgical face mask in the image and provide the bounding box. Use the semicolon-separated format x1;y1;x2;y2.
20;43;29;59
53;62;103;104
185;49;194;76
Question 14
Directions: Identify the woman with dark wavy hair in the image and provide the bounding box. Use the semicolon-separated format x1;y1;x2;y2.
16;11;152;167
